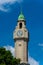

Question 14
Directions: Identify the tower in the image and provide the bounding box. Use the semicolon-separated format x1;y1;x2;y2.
13;12;29;64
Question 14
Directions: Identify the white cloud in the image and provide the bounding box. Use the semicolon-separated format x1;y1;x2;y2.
4;45;15;57
29;56;39;65
4;45;39;65
0;0;23;12
38;43;43;47
38;43;43;50
0;5;10;12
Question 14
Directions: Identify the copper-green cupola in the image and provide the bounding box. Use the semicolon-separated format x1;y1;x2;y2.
18;12;25;21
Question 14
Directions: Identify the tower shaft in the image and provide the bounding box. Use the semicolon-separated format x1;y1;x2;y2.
13;12;29;64
15;39;28;63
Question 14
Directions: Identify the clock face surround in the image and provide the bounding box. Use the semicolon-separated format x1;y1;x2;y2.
17;30;23;37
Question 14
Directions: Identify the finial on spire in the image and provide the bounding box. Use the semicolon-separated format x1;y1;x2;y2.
20;3;23;14
21;9;22;14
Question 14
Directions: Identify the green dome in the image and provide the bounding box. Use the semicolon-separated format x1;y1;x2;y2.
18;13;25;21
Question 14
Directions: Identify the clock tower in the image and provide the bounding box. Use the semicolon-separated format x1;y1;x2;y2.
13;12;29;64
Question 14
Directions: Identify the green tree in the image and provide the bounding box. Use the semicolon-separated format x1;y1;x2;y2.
0;47;20;65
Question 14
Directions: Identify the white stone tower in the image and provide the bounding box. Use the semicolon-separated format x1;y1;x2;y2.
13;12;29;64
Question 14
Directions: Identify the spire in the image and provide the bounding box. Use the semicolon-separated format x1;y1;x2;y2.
18;11;25;21
18;6;25;21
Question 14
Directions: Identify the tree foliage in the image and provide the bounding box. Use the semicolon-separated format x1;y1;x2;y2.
0;47;20;65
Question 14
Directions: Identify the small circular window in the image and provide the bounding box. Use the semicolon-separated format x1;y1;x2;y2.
19;44;21;46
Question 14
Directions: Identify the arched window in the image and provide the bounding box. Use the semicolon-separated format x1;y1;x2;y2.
19;23;22;29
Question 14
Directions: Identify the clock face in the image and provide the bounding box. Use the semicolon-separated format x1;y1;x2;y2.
17;30;23;37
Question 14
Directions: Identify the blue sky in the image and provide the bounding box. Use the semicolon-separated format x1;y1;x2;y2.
0;0;43;65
